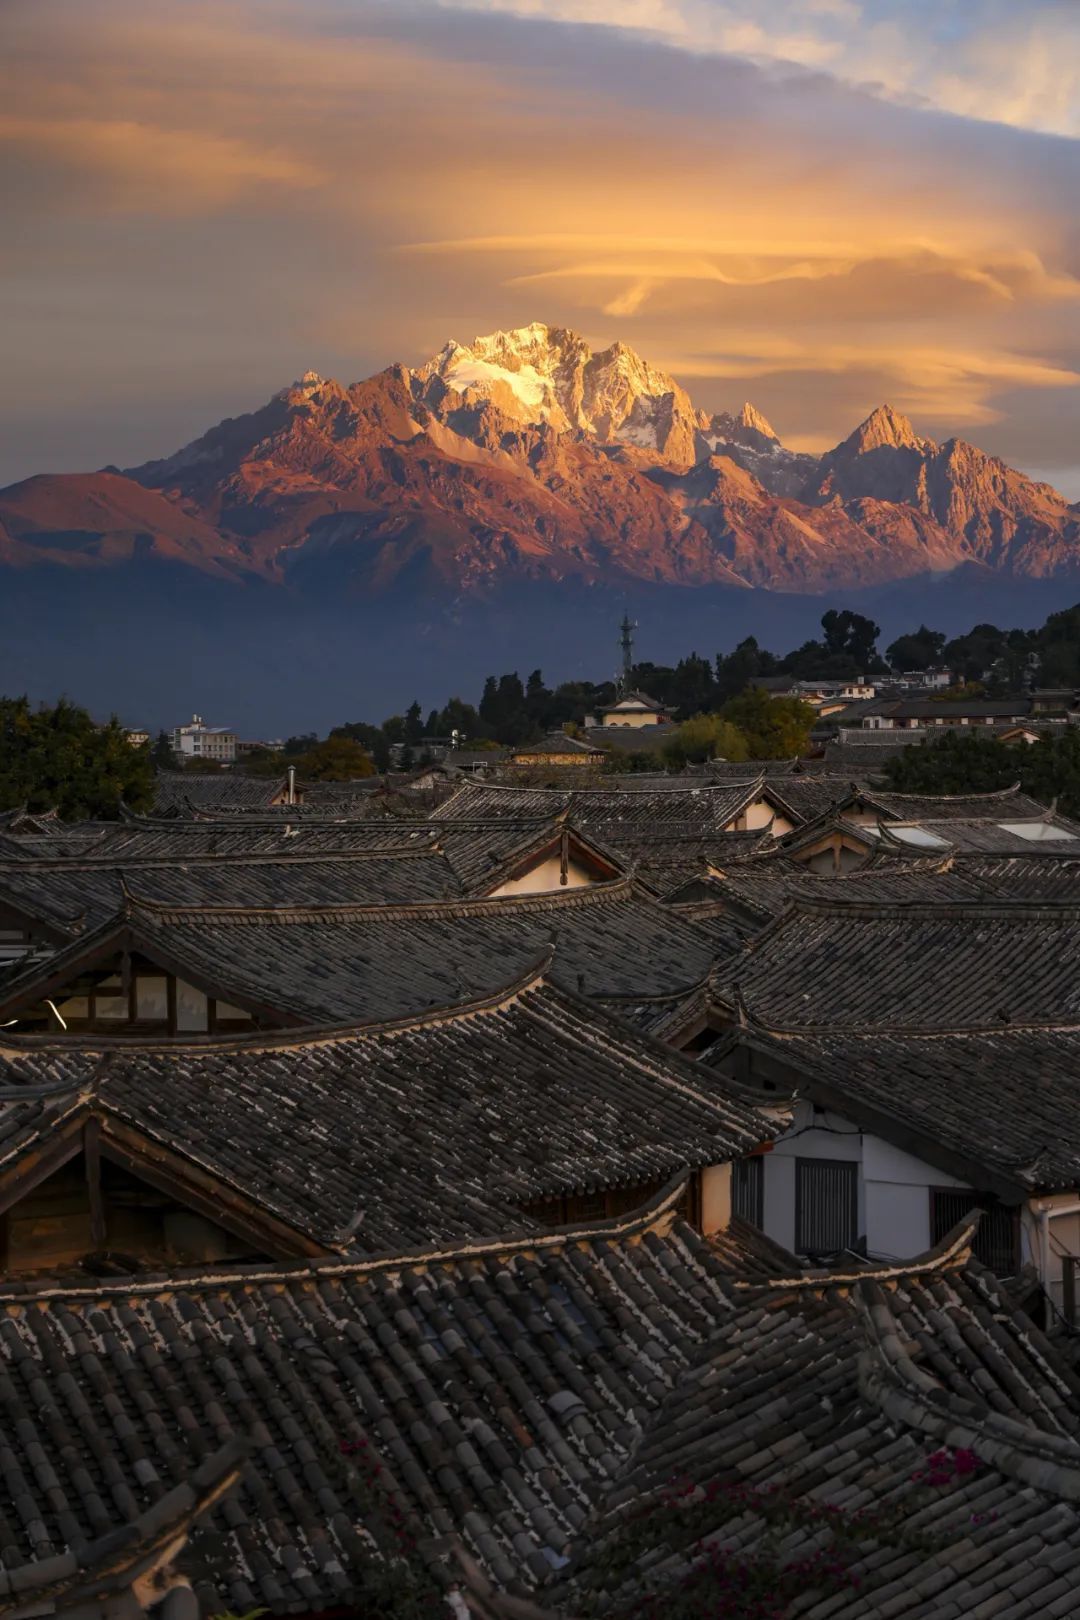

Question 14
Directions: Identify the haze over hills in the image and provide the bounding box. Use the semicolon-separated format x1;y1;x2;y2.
2;322;1078;599
3;323;1080;728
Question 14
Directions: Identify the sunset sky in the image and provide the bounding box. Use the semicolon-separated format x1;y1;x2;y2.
4;0;1080;492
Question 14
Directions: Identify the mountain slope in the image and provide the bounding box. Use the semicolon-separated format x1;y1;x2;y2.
805;404;1079;575
2;323;1078;597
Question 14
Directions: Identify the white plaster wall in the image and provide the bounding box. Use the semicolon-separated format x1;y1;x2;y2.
1027;1196;1080;1309
760;1105;973;1261
862;1136;968;1260
489;855;597;897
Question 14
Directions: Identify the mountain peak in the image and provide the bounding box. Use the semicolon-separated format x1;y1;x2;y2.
418;321;697;460
275;369;330;403
844;403;925;454
735;401;777;440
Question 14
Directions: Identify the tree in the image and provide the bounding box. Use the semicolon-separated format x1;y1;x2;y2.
881;732;1015;797
886;625;946;672
944;623;1007;684
297;736;376;781
150;730;175;770
403;701;424;743
883;727;1080;819
663;714;749;768
781;611;883;680
821;608;881;668
524;669;553;731
720;688;816;760
0;696;154;820
282;732;317;756
715;638;778;701
1032;608;1080;687
332;720;391;772
930;681;986;702
669;654;718;717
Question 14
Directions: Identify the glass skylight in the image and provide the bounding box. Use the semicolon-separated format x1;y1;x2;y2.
890;826;951;848
999;821;1076;841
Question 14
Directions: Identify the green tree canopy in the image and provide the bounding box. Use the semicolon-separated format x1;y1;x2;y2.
150;730;175;770
886;625;946;671
296;735;377;781
720;687;816;760
0;696;154;820
663;713;749;768
714;637;778;701
882;728;1080;818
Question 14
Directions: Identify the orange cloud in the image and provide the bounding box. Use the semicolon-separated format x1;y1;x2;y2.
1;0;1077;488
0;114;323;211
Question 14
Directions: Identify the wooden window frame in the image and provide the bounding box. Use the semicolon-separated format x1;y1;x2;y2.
795;1157;859;1257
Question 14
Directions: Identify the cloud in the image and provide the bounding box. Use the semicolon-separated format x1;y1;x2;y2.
664;337;1080;429
0;0;1077;495
0;115;323;212
429;0;1080;136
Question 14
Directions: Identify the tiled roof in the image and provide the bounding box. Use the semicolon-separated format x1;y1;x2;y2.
0;849;465;934
0;880;731;1027
623;828;775;900
0;1197;744;1611
707;1023;1080;1193
564;1229;1080;1617
817;738;920;769
757;776;869;824
0;971;776;1253
433;780;767;841
152;773;287;813
599;690;667;713
879;813;1080;855
713;897;1080;1029
866;783;1048;820
706;758;800;778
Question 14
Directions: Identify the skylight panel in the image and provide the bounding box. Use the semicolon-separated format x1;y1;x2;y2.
999;821;1076;841
890;827;951;848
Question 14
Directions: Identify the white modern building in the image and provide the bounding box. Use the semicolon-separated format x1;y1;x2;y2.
169;715;238;762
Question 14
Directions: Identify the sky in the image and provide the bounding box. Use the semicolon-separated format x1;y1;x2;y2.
3;0;1080;493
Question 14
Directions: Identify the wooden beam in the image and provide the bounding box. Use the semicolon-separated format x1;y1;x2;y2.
84;1116;106;1249
99;1122;329;1260
0;1121;85;1217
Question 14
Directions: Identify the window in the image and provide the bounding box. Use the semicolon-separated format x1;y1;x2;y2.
135;976;168;1021
175;980;208;1033
890;827;950;849
999;822;1075;842
930;1189;1019;1276
94;974;129;1020
795;1158;858;1256
732;1155;764;1228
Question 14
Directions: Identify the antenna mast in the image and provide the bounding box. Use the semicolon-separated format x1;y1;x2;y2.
618;614;637;695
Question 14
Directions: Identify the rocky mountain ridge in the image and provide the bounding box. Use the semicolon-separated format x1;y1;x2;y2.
2;322;1078;596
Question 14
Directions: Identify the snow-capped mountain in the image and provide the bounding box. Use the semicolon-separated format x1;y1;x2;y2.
2;322;1078;598
420;322;702;464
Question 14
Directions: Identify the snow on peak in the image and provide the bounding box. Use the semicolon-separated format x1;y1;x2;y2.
277;370;328;402
705;401;780;449
418;322;694;457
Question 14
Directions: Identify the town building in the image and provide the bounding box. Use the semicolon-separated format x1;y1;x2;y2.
4;759;1080;1611
168;714;238;762
510;731;606;767
597;690;673;727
